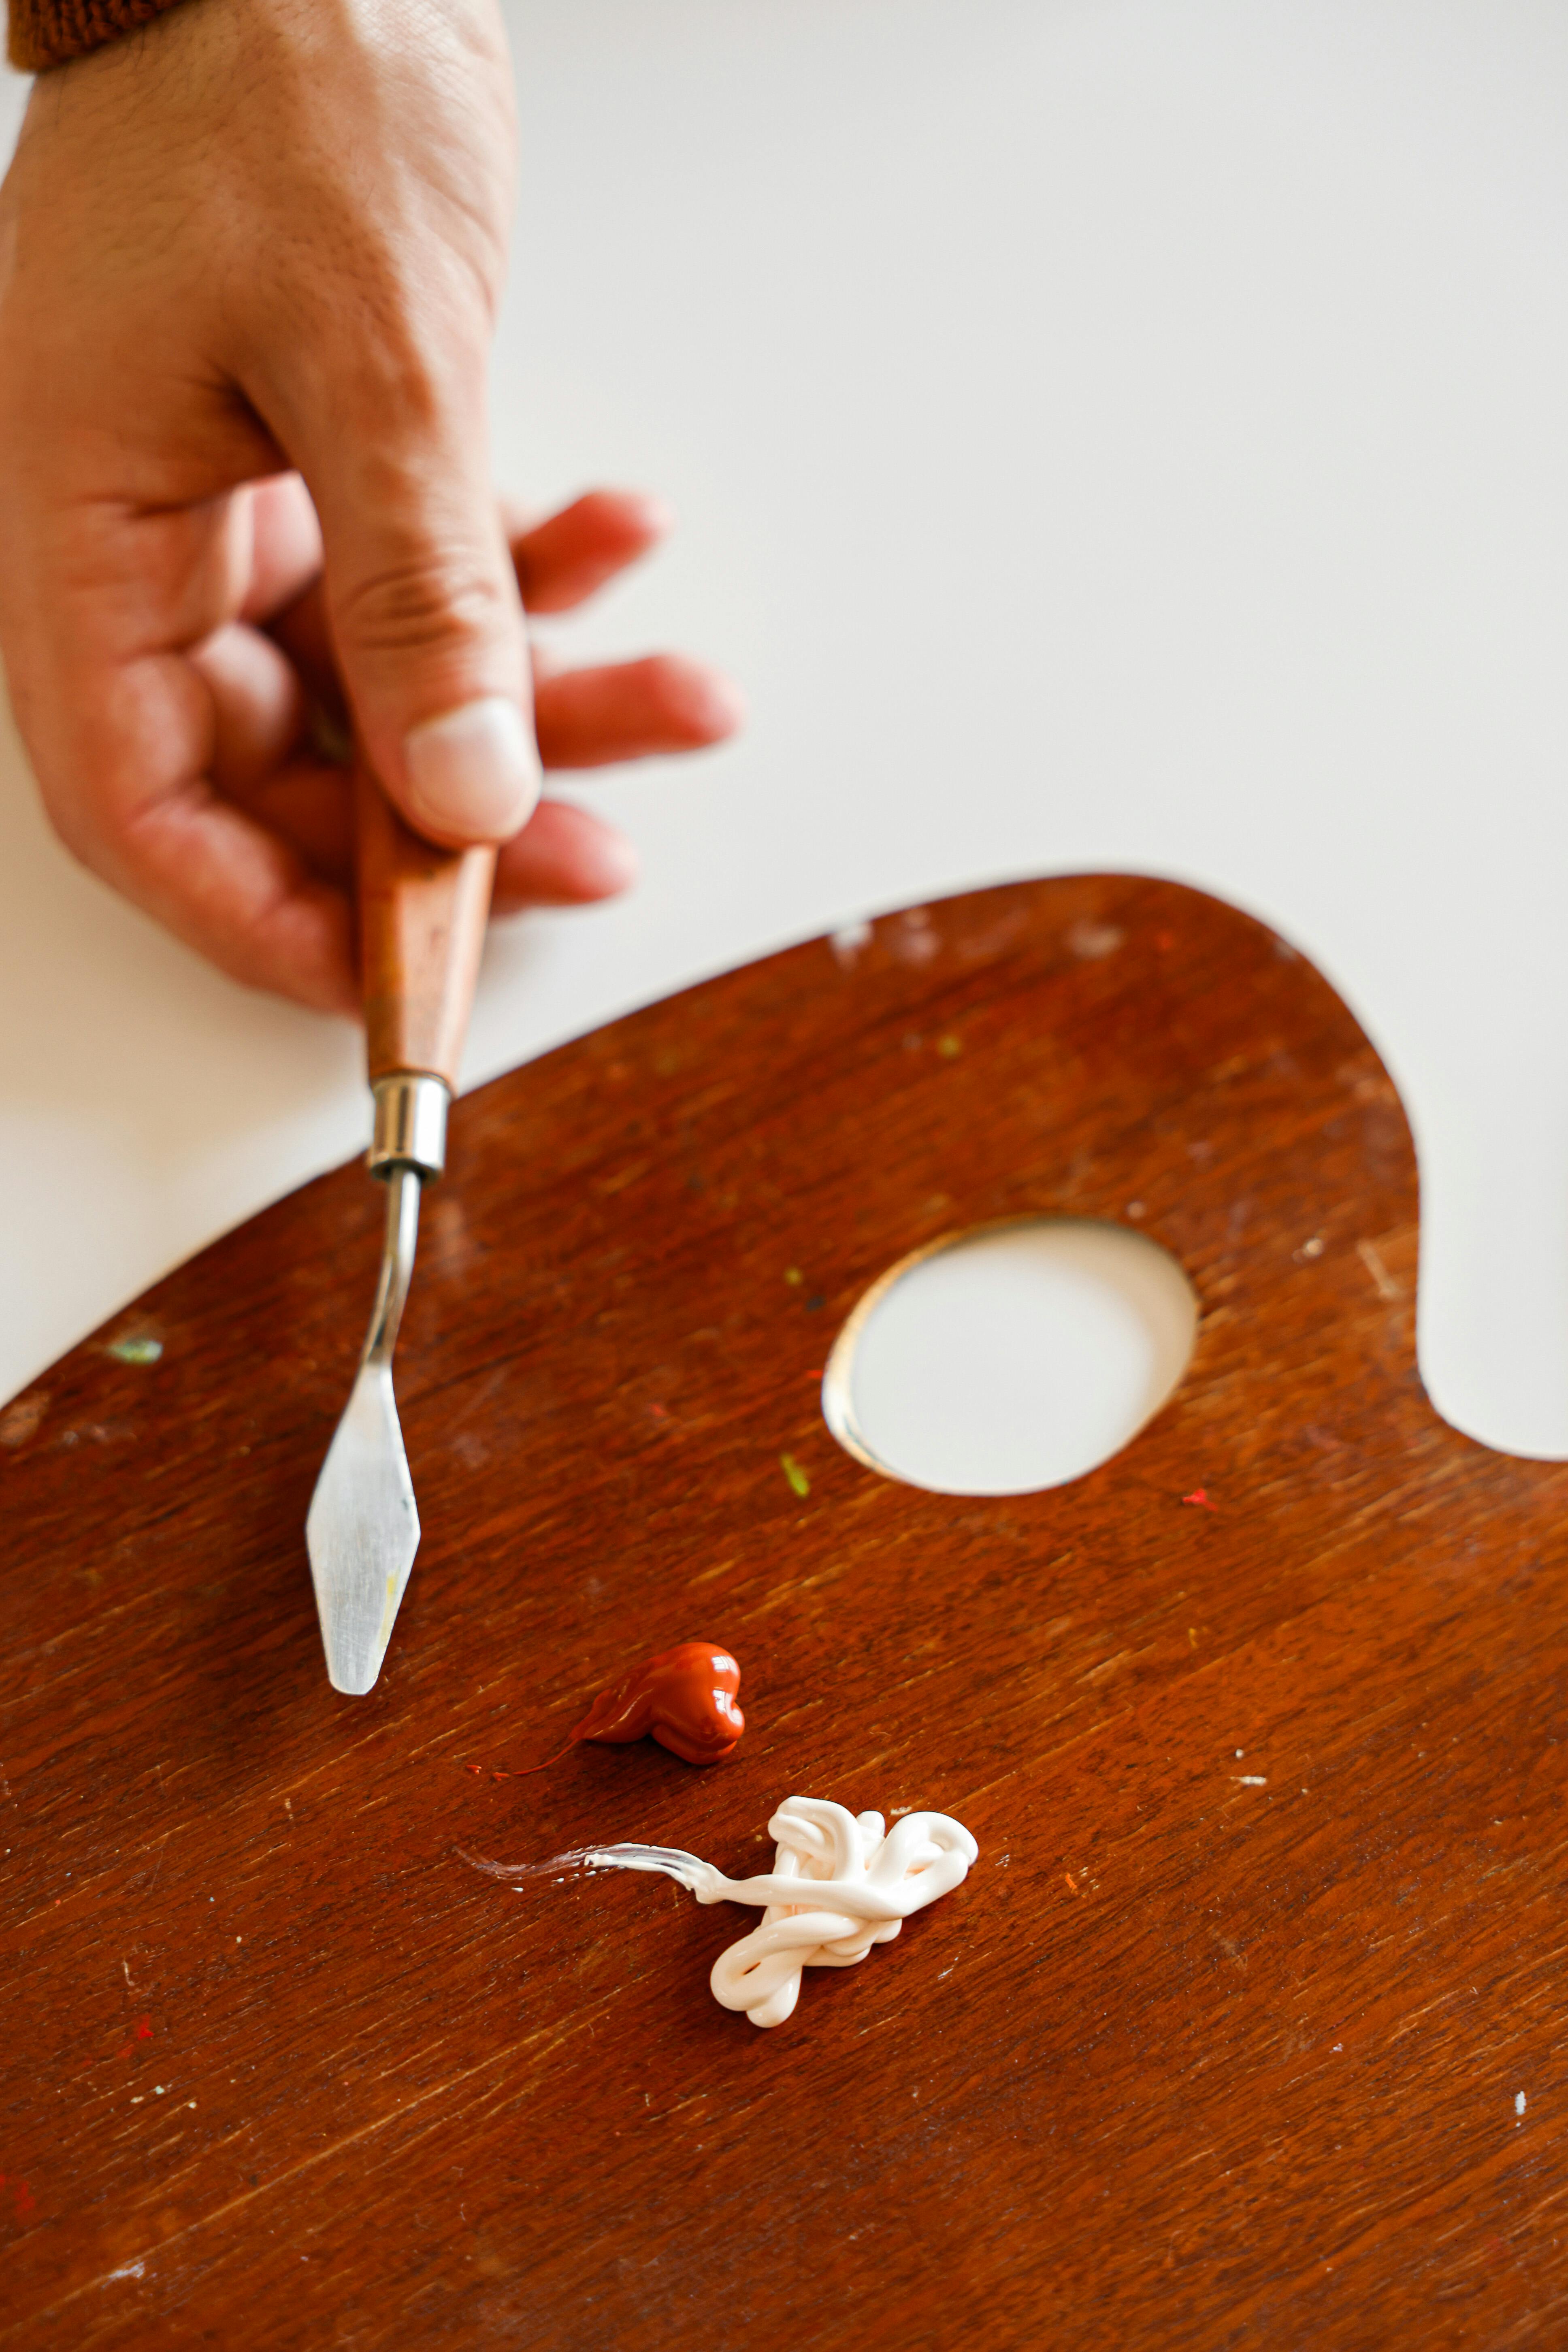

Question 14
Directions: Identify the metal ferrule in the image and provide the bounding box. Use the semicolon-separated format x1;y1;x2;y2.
369;1072;450;1182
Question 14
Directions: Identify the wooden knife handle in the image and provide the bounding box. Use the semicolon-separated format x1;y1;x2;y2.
354;760;497;1091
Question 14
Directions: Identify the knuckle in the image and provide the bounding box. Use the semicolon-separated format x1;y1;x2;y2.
332;547;512;664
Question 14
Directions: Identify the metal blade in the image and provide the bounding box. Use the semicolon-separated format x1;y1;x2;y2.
306;1360;420;1695
306;1167;423;1696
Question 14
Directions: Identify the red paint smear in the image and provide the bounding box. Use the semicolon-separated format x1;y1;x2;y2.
510;1738;577;1779
135;2018;152;2041
1182;1488;1216;1510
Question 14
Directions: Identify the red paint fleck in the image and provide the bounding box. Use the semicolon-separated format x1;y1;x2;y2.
571;1641;745;1767
466;1764;484;1775
491;1772;511;1782
1064;1873;1080;1896
1182;1488;1216;1510
82;2016;153;2070
0;2175;36;2226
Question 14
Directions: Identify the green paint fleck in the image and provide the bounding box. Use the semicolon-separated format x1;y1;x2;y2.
108;1337;162;1365
937;1033;962;1059
784;1267;804;1287
780;1452;811;1498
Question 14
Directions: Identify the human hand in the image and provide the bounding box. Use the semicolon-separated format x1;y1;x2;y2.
0;0;742;1012
130;471;745;1001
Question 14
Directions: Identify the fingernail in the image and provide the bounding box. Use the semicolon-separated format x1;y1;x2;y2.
630;491;678;538
403;697;541;839
702;673;750;736
585;827;640;895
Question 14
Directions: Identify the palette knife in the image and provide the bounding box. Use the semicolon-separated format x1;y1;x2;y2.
306;762;496;1696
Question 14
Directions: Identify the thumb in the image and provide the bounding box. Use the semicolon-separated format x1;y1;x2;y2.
295;358;541;846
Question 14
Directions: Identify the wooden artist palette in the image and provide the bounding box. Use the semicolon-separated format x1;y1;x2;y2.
6;875;1567;2348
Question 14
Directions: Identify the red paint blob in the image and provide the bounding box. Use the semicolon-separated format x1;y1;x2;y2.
571;1640;745;1766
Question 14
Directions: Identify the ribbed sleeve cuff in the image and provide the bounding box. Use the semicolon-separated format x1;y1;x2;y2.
8;0;190;71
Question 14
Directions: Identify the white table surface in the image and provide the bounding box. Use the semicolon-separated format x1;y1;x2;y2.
5;0;1568;1459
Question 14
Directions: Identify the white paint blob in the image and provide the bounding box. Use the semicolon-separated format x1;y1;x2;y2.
466;1795;977;2029
822;1218;1197;1495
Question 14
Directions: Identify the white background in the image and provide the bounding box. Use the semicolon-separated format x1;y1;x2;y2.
4;0;1568;1456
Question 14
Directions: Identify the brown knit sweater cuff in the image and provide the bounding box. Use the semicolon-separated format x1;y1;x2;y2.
9;0;190;71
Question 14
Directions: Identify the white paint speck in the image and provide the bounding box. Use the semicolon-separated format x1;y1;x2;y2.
1235;1749;1244;1758
1517;2092;1528;2120
153;2085;165;2096
831;920;873;966
1332;2043;1342;2052
1355;1237;1400;1299
1234;1775;1267;1786
105;2261;145;2283
1066;918;1124;961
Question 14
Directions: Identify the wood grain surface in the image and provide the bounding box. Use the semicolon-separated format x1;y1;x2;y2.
4;874;1567;2350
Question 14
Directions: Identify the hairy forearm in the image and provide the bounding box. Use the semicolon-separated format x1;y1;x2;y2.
8;0;190;72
